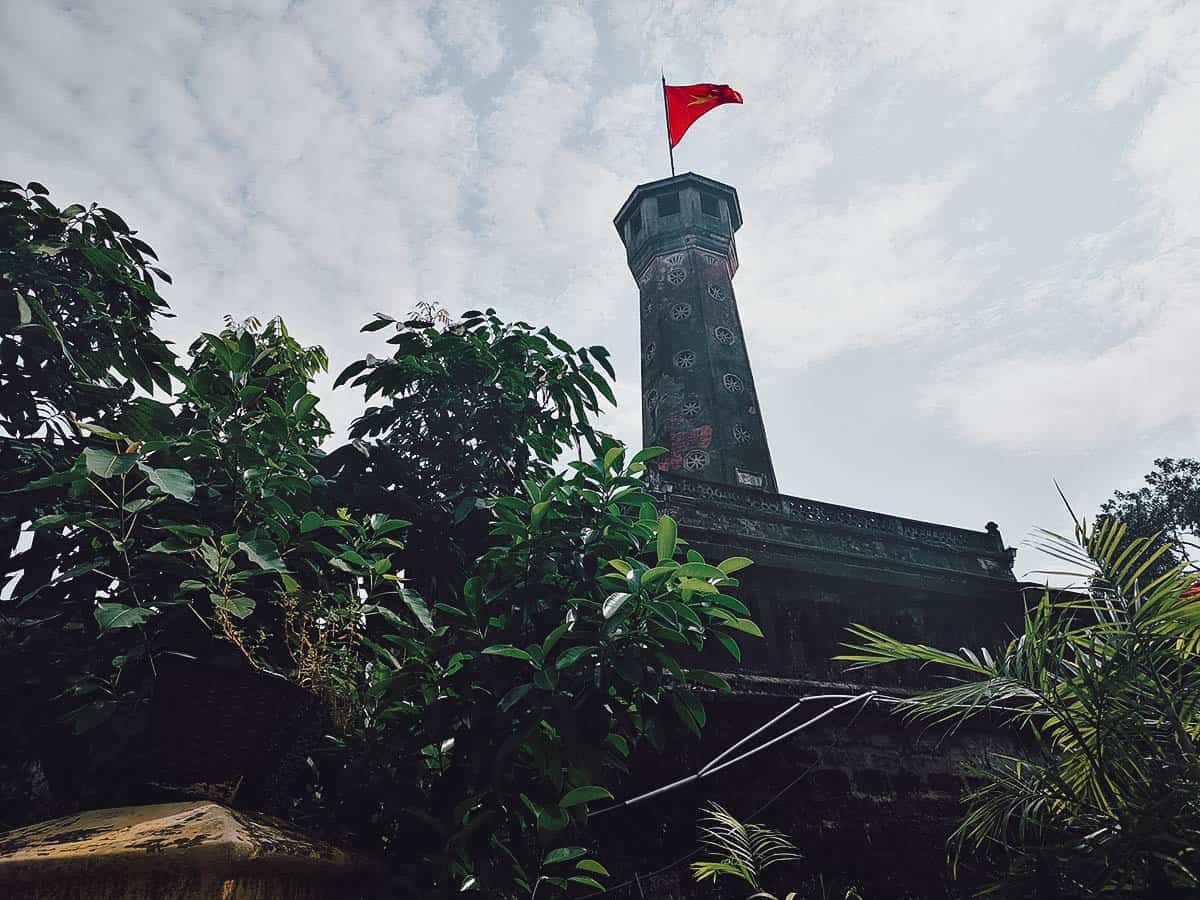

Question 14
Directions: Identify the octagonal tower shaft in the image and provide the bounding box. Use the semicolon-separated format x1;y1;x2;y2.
614;173;778;492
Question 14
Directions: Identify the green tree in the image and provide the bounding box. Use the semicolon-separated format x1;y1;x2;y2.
1;181;763;897
1100;457;1200;574
839;512;1200;897
324;307;615;603
1;180;177;818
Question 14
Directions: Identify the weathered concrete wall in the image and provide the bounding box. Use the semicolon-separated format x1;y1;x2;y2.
0;801;379;900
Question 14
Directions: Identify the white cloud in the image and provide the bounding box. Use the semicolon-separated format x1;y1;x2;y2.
2;0;1198;555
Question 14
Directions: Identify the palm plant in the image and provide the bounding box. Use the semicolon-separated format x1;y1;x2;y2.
838;507;1200;896
691;802;802;899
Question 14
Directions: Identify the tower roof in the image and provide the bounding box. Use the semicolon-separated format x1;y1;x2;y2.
614;172;743;236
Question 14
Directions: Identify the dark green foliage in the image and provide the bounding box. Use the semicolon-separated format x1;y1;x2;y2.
840;512;1200;897
325;305;614;604
333;443;754;895
1099;457;1200;575
0;182;762;896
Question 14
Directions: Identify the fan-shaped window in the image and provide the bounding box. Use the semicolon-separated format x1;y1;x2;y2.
723;373;744;393
664;252;686;267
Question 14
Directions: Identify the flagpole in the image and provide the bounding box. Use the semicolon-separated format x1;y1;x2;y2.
661;71;675;177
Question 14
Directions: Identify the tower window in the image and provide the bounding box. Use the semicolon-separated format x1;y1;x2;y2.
670;302;692;321
684;449;710;471
630;211;642;236
722;372;744;393
733;424;753;445
657;193;681;217
707;283;727;301
700;193;720;217
683;398;701;418
674;349;696;370
714;326;735;346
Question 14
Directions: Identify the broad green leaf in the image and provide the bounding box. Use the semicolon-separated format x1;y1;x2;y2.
137;463;195;501
32;513;84;529
543;846;587;865
631;446;668;464
559;786;613;807
499;683;533;711
537;807;569;833
542;622;569;657
214;595;255;619
401;588;435;632
722;617;764;638
94;603;155;631
84;447;135;479
674;562;725;580
76;422;126;441
657;515;677;562
568;876;605;890
147;538;191;554
602;592;633;619
299;511;324;533
531;500;551;528
373;518;411;536
239;539;288;572
718;556;754;575
685;670;732;693
603;446;624;473
671;691;707;736
482;645;535;662
575;860;610;877
163;523;212;538
555;645;593;670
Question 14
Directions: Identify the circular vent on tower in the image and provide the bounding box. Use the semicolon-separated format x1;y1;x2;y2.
733;424;752;445
667;268;687;286
670;302;692;321
714;326;735;345
683;449;710;471
722;373;744;393
683;398;701;418
707;284;727;301
645;341;656;362
674;350;696;370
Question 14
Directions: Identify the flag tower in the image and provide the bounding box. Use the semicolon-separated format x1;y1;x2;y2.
613;173;778;493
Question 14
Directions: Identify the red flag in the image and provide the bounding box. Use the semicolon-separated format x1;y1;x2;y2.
663;83;743;148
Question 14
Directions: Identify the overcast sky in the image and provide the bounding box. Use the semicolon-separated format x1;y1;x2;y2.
3;1;1197;581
